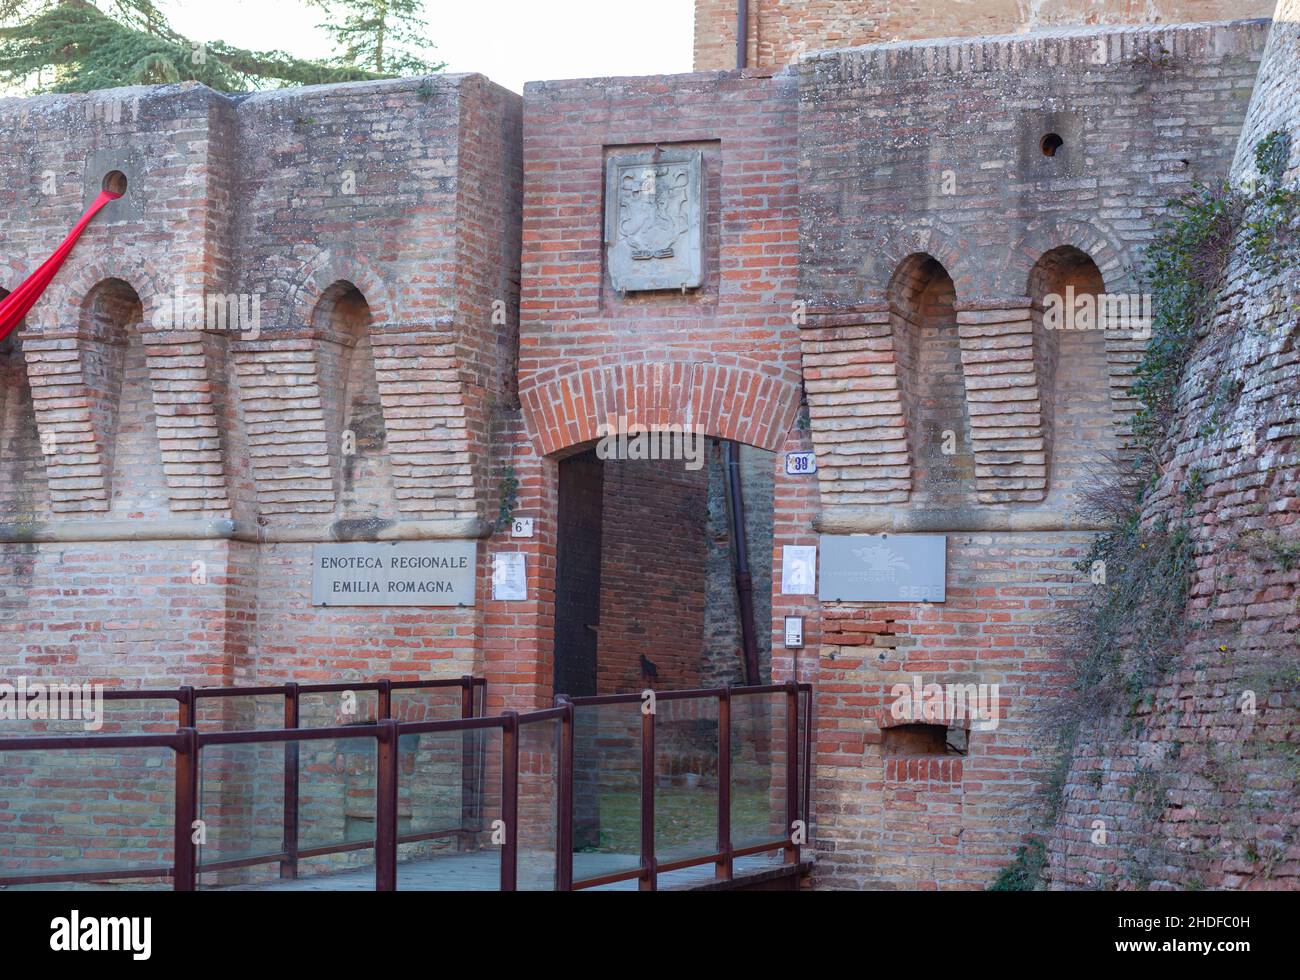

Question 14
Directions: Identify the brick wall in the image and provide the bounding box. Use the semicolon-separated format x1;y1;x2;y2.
1046;2;1300;889
596;457;709;693
0;75;522;696
0;11;1292;891
504;67;806;716
695;0;1277;70
796;20;1267;888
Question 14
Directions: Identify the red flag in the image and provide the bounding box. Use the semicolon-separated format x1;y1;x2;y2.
0;189;123;343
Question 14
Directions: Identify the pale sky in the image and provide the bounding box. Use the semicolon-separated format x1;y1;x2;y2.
164;0;696;93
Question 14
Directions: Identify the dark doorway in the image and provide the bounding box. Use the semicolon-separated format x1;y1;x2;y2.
553;449;605;698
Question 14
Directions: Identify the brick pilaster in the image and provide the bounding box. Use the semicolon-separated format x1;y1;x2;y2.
143;329;231;513
371;324;476;521
231;339;334;515
956;300;1049;503
799;308;910;506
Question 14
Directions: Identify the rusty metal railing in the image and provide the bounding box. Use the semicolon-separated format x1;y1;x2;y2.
0;676;485;889
561;682;812;890
0;679;812;891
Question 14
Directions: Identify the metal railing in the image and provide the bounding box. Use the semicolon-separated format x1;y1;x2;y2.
562;683;812;890
0;679;812;891
0;676;485;888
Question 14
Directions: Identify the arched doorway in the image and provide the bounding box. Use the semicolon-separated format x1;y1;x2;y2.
552;436;776;698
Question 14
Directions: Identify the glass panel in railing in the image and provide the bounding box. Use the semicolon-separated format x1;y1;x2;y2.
390;685;466;724
516;716;560;891
0;743;175;889
571;702;642;884
400;727;473;847
196;738;287;888
397;725;502;891
299;688;379;729
197;733;377;890
0;692;179;737
730;691;788;864
194;693;283;733
654;695;719;867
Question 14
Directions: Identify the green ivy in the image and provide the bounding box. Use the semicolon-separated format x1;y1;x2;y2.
497;464;519;530
1132;131;1299;450
1013;133;1299;890
990;838;1047;891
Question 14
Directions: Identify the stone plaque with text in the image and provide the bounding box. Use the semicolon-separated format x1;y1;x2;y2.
819;534;946;603
604;149;704;292
311;541;476;607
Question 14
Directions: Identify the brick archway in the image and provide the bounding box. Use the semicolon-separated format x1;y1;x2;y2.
521;358;802;457
286;248;396;333
1000;217;1138;297
860;220;978;304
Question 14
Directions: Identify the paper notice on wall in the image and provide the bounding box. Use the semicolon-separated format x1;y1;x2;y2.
781;545;817;595
492;552;527;601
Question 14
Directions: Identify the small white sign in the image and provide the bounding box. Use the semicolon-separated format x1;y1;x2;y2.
510;517;534;538
785;451;817;475
492;553;527;601
781;545;817;595
784;616;804;648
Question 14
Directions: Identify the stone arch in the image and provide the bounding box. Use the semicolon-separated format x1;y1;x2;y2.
1027;245;1125;497
1000;217;1138;298
520;358;802;458
286;249;395;334
862;221;978;304
887;253;976;509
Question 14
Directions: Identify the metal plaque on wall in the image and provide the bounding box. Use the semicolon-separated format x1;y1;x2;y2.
604;149;704;292
311;540;477;607
818;534;946;603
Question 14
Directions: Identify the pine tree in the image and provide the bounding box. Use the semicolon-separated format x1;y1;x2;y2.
309;0;442;76
0;0;439;94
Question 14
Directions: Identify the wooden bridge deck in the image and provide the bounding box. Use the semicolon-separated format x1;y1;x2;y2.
220;850;797;892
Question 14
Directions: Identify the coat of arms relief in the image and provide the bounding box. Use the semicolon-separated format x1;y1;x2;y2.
604;149;704;293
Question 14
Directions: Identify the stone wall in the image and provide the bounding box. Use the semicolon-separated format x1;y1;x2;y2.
795;19;1268;888
695;0;1277;70
1046;1;1300;890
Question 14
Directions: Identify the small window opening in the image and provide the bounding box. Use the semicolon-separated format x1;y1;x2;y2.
1040;133;1064;157
883;722;968;756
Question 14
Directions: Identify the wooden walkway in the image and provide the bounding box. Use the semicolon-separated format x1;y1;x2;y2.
221;850;794;891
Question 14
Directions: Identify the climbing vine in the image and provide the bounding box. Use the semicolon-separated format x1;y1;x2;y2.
996;133;1300;890
497;463;519;531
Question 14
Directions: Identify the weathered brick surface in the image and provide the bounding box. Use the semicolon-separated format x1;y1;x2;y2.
0;10;1293;891
0;74;522;692
695;0;1276;70
1047;2;1300;890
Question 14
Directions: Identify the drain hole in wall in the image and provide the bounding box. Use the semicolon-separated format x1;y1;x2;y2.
1040;133;1064;157
102;171;128;195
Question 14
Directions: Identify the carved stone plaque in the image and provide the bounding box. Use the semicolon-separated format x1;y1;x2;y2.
604;150;703;292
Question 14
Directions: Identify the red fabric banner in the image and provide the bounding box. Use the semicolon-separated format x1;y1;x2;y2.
0;189;123;343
